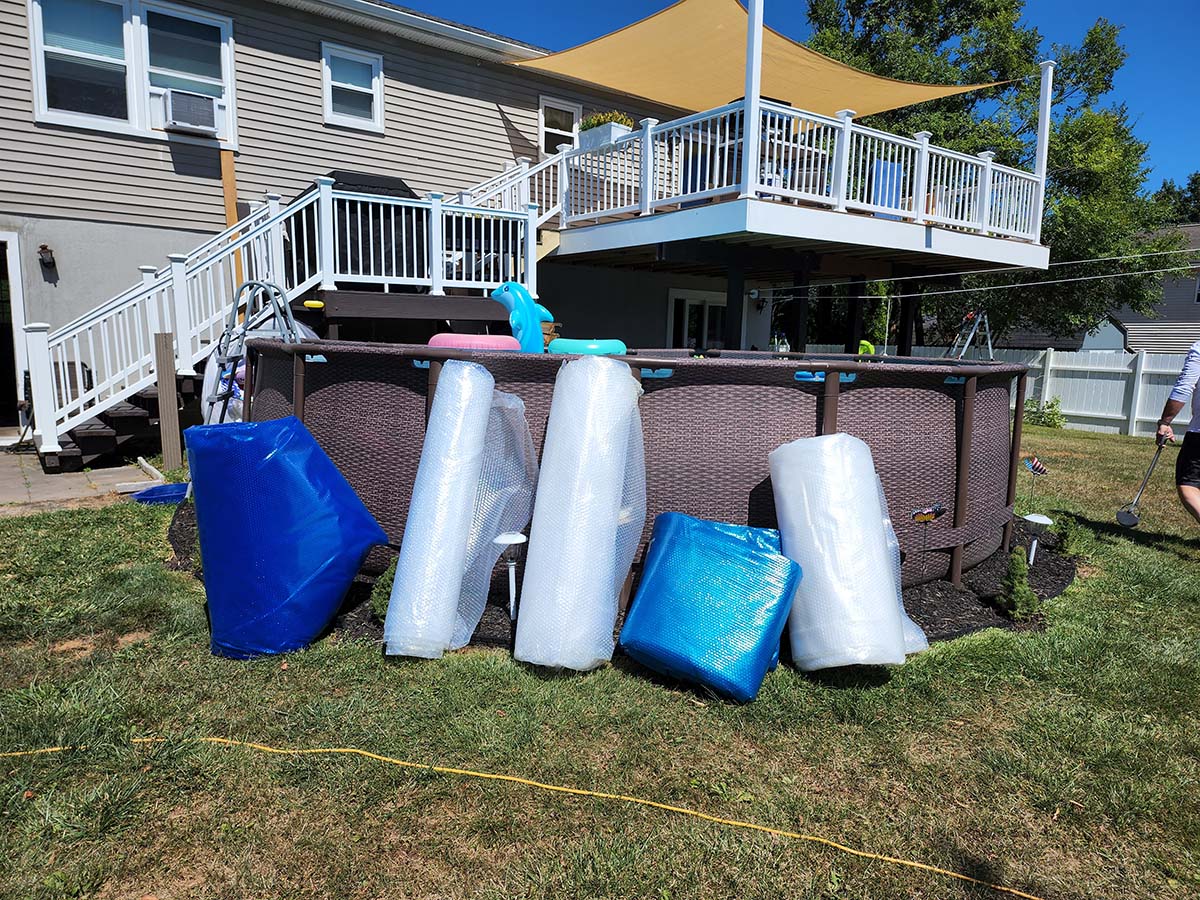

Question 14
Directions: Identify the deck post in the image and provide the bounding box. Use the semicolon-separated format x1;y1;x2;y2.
524;202;539;298
515;157;532;209
912;131;931;224
23;323;61;454
139;265;161;333
167;253;195;375
638;118;658;215
316;176;338;290
898;296;917;356
429;192;445;296
1032;60;1055;244
976;151;995;233
843;276;864;354
265;192;286;286
789;275;810;352
723;262;745;351
557;143;572;226
737;0;765;199
832;110;856;212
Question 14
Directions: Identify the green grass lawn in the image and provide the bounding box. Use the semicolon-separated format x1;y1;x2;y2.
1;426;1197;900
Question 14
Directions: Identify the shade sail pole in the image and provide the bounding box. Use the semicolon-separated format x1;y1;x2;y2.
1032;59;1055;244
738;0;765;199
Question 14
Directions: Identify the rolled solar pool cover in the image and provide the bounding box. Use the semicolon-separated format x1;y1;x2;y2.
619;513;801;702
769;433;907;670
385;361;495;658
186;416;387;659
515;356;646;671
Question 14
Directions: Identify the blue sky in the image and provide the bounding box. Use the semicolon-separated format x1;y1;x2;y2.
402;0;1197;189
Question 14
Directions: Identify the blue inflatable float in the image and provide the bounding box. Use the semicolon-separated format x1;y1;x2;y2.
185;416;387;659
619;513;802;702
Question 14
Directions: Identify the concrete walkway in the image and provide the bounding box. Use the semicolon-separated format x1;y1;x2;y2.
0;445;155;516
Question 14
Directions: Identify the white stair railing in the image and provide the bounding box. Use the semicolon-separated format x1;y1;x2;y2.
457;150;568;228
25;180;538;452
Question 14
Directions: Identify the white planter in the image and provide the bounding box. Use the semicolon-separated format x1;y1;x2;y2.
578;122;632;152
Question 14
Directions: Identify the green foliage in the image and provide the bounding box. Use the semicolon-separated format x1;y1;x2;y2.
1002;546;1042;619
1024;396;1066;428
580;110;635;131
806;1;1190;339
369;556;396;622
1155;171;1200;224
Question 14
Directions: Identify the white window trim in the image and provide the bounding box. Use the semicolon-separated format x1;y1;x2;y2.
1;233;30;425
27;0;238;150
321;41;384;134
538;95;581;158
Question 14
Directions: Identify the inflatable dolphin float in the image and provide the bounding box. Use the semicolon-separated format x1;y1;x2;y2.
491;281;553;354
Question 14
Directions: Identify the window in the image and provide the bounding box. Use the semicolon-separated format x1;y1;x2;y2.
321;43;383;133
29;0;236;145
539;96;580;156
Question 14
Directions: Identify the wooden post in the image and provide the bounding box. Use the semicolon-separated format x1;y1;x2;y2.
898;296;917;356
723;262;745;351
1003;373;1028;551
220;149;244;285
949;375;977;586
843;276;864;354
154;333;182;471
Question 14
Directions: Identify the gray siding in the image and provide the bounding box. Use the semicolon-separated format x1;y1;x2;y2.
0;0;675;231
1120;274;1200;353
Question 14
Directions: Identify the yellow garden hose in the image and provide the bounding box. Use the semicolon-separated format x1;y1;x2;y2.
3;736;1047;900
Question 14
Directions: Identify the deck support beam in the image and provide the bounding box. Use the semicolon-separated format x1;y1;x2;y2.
724;261;746;351
844;276;865;354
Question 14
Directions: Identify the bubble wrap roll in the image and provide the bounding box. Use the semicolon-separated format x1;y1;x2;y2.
769;433;907;670
385;360;494;658
450;390;538;649
515;356;646;671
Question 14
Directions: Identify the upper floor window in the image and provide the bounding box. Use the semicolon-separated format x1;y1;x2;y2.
321;43;383;133
539;96;580;156
29;0;236;146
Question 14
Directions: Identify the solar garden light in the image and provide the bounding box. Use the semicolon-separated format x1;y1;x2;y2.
1023;513;1053;566
493;532;528;622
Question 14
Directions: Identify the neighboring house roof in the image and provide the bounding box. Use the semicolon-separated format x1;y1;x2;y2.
270;0;548;62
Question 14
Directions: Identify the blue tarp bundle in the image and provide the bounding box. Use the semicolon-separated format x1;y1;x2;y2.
186;416;387;659
618;513;802;702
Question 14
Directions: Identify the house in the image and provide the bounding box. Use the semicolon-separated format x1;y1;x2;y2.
0;0;1054;467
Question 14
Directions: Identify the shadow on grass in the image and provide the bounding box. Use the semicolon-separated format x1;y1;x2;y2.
1063;511;1198;562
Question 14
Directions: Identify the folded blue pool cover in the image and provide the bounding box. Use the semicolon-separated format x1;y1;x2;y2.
186;416;387;659
619;513;802;702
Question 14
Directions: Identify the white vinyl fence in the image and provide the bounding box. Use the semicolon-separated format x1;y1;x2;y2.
808;344;1189;436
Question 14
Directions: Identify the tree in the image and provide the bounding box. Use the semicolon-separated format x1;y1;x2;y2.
806;0;1189;341
1155;172;1200;224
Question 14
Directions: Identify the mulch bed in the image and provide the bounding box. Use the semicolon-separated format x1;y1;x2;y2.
167;503;1076;650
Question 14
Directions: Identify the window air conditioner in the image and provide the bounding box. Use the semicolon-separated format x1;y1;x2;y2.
164;89;218;137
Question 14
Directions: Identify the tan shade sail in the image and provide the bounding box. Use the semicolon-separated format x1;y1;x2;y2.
514;0;999;117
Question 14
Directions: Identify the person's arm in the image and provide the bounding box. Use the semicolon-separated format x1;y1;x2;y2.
1159;342;1200;443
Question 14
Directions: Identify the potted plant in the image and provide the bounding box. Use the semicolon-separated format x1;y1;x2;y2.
578;110;636;151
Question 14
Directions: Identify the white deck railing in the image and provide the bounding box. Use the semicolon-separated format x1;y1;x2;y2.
25;181;537;451
461;97;1044;243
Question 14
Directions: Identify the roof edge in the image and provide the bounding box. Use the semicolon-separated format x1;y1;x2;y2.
266;0;547;62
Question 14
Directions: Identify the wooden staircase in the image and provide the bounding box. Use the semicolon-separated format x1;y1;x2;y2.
40;374;201;473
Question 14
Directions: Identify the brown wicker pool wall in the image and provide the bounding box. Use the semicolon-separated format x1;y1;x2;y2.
245;340;1027;588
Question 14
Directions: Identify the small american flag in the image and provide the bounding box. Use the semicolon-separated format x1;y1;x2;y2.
1024;456;1049;476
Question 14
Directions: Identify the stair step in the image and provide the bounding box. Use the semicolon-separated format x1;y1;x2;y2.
39;439;83;474
69;422;118;457
100;402;152;436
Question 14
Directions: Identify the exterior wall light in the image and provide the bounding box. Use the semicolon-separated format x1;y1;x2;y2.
37;244;56;268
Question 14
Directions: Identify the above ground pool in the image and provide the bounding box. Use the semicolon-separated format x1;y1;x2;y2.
245;341;1028;588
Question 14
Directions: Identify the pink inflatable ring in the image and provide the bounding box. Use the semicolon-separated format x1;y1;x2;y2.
427;333;522;352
